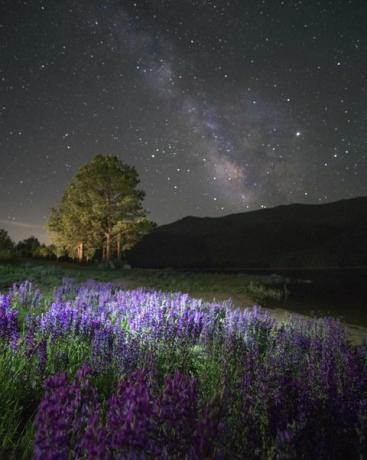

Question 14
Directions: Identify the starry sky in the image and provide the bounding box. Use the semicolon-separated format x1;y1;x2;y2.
0;0;366;242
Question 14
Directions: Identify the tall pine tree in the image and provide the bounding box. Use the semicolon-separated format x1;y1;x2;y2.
48;155;151;262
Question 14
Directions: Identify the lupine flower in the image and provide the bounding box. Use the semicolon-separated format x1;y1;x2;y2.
1;279;365;458
34;364;99;460
9;280;42;309
0;294;19;349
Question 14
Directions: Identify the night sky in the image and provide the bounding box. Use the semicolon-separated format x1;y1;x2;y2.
1;0;366;242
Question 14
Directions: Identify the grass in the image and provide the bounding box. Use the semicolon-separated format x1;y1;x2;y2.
0;260;123;291
0;259;285;304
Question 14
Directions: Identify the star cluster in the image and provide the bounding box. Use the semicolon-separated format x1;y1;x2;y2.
0;0;366;241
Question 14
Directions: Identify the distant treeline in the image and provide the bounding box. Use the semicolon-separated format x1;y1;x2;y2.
0;229;56;262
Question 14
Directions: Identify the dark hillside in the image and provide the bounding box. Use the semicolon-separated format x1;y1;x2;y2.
127;197;367;269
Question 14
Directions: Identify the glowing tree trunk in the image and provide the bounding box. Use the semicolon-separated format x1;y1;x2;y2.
117;233;122;263
106;233;111;262
77;242;84;261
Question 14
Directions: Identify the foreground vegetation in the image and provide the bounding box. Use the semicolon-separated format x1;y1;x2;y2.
0;277;366;459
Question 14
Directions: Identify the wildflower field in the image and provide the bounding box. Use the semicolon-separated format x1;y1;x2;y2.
1;279;366;459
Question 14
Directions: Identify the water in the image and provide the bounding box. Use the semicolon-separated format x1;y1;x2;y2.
259;268;367;327
191;268;367;344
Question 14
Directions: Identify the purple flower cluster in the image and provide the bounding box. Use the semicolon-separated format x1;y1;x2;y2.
224;317;367;458
9;280;42;309
1;279;366;458
0;294;18;349
34;364;99;460
32;281;274;350
35;366;217;459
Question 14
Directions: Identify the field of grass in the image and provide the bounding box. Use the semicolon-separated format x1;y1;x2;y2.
0;260;285;304
0;260;124;291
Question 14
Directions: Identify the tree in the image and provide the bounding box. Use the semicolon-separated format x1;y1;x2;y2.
48;155;150;262
0;229;15;261
0;229;14;250
32;244;57;259
113;218;156;262
16;236;41;257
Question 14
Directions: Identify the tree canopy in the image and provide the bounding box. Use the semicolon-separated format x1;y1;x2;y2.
0;229;14;250
16;236;41;257
48;155;153;262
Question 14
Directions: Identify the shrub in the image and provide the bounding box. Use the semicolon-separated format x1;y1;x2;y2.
0;249;17;262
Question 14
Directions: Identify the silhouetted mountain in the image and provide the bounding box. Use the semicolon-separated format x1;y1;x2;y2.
127;197;367;269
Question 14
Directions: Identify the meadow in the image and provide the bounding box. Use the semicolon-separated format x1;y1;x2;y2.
0;263;366;458
0;260;285;302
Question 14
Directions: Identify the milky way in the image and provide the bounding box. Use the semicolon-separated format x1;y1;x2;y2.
0;0;366;241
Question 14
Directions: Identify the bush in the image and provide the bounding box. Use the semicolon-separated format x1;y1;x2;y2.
0;229;14;251
32;245;56;259
0;249;17;262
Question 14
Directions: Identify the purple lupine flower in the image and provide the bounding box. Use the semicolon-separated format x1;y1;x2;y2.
19;279;366;458
34;364;99;460
25;324;36;357
9;280;42;309
190;403;221;459
156;372;198;456
80;413;110;460
105;369;157;456
0;294;19;349
37;339;48;373
91;327;114;372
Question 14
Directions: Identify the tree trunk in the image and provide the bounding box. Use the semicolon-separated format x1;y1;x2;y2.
117;233;121;263
102;244;106;261
77;242;84;262
106;233;111;262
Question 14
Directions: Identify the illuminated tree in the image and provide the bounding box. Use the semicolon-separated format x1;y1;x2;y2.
48;155;149;262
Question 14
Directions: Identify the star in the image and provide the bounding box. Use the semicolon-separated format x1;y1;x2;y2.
0;0;365;243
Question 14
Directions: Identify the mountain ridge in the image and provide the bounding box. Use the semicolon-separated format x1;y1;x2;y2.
127;196;367;269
